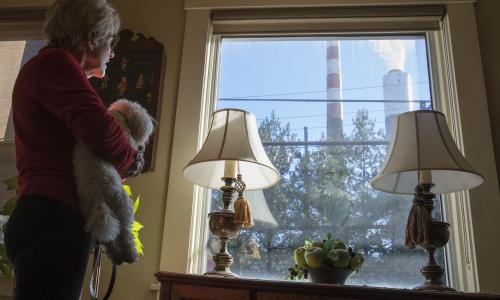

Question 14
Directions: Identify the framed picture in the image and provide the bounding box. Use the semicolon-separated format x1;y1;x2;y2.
90;29;164;172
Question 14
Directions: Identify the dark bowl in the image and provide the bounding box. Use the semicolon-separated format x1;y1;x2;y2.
308;266;355;284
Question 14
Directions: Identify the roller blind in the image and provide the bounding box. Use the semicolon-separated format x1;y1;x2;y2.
0;8;46;41
212;5;446;34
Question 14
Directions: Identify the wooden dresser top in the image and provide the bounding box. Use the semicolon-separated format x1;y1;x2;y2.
156;272;500;300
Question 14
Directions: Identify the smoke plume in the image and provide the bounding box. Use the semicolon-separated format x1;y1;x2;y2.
373;40;406;71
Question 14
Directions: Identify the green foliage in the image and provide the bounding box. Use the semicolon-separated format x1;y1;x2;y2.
123;184;144;255
2;177;17;191
286;264;308;281
222;108;419;281
0;176;17;278
1;196;16;216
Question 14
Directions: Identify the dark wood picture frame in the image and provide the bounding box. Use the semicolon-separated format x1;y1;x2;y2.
90;29;164;172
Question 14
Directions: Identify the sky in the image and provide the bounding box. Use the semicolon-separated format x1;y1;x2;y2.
215;35;432;142
209;36;439;286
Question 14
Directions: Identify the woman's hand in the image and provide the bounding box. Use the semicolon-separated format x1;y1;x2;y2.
124;146;145;177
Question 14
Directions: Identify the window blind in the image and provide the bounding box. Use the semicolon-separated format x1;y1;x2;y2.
212;5;445;34
0;8;46;41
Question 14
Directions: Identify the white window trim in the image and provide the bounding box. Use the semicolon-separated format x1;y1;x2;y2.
160;0;500;293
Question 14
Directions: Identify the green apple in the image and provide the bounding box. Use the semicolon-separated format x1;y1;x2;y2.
349;254;364;271
311;241;324;250
304;247;326;268
329;249;351;268
293;247;308;268
333;239;347;250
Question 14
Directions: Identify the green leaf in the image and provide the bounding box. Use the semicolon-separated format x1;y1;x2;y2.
324;239;335;252
327;232;332;240
131;220;144;255
0;245;13;278
124;183;145;256
133;196;140;214
123;184;132;197
0;264;12;278
297;271;303;280
1;196;17;215
2;176;18;191
132;220;144;232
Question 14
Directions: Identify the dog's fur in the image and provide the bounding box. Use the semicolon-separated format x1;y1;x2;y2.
73;99;154;265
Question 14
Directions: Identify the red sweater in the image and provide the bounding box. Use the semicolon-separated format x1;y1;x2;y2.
12;47;137;212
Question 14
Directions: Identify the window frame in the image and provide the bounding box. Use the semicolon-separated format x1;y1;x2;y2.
0;7;46;298
0;7;45;144
160;0;500;293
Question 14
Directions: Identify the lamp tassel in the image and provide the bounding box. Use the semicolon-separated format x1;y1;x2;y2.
233;174;254;228
405;184;432;249
234;194;254;228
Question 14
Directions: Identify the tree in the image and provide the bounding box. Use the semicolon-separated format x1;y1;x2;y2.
218;109;443;285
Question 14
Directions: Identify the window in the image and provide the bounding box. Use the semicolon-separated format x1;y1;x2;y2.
0;40;45;208
0;7;46;219
0;40;46;141
204;35;446;288
0;9;46;298
164;3;497;293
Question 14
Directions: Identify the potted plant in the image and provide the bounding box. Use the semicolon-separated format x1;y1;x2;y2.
287;233;364;284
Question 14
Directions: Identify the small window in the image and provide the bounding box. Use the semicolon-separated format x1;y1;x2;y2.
0;39;45;141
205;35;446;288
0;40;45;204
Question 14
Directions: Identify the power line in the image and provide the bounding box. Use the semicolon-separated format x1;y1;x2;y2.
262;140;390;146
289;121;387;131
223;81;429;99
255;108;427;121
219;98;431;103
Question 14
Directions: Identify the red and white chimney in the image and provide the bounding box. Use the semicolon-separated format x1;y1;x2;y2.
326;40;343;141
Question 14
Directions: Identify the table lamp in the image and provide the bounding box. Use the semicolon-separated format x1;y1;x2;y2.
183;108;280;277
371;110;483;291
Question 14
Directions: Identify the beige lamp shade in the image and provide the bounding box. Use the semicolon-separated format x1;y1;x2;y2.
245;190;278;228
371;110;483;195
183;109;280;190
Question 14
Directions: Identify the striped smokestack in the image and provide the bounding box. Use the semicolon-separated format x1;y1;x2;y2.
326;40;343;141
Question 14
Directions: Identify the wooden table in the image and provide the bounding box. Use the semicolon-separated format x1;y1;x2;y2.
155;272;500;300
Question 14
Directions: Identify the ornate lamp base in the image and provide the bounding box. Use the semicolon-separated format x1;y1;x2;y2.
411;184;454;292
205;211;241;278
414;264;455;292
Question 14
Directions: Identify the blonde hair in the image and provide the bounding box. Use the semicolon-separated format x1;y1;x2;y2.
43;0;120;51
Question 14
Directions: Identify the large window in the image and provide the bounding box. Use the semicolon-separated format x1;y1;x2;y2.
164;2;498;294
204;36;446;288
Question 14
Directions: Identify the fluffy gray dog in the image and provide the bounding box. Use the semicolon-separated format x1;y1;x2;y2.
73;99;154;265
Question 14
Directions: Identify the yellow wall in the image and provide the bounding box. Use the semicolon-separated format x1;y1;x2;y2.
476;0;500;187
90;0;185;299
1;0;500;298
1;0;185;299
88;0;185;299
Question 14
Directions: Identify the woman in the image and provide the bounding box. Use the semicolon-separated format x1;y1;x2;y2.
4;0;143;299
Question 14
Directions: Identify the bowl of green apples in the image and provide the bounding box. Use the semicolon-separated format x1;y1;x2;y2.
287;233;364;284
